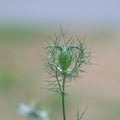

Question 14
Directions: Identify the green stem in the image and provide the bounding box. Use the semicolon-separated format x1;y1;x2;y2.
61;74;66;120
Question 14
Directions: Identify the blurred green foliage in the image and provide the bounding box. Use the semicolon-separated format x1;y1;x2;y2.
0;67;15;91
0;24;45;42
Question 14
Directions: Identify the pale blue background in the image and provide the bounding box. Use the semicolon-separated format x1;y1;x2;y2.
0;0;120;24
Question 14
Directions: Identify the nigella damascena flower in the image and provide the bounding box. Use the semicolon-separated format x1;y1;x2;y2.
46;32;91;79
46;29;91;94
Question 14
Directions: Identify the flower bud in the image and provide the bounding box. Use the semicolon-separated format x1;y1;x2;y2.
58;50;72;71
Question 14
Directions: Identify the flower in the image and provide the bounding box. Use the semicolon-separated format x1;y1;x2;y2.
46;33;91;79
18;103;49;120
46;30;91;93
18;103;33;117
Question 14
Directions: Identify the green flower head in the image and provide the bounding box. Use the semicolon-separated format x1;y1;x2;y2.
45;28;92;94
46;30;91;79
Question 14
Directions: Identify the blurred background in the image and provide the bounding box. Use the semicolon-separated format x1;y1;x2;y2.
0;0;120;120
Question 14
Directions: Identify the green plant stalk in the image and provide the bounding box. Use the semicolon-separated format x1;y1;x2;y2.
61;73;66;120
46;29;92;120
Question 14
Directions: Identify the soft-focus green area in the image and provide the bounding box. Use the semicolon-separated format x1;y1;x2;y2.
0;23;120;120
